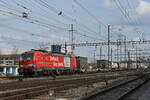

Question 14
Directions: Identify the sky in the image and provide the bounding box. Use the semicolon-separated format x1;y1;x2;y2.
0;0;150;60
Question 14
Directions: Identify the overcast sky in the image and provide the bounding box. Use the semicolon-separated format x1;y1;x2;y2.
0;0;149;60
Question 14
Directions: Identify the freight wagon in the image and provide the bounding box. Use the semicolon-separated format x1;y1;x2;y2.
75;56;88;72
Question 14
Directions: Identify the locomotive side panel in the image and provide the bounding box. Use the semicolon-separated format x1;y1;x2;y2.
35;53;65;68
70;56;77;68
34;52;44;68
49;56;64;67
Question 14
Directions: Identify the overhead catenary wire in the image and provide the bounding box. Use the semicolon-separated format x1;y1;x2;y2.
17;0;69;26
114;0;132;25
0;0;108;44
73;0;111;40
9;0;70;34
0;0;23;13
114;0;145;39
126;0;140;25
0;23;51;39
0;0;68;31
12;0;32;12
0;8;68;31
76;27;107;40
0;35;42;44
126;0;141;25
0;7;102;42
35;0;105;39
12;0;102;40
126;0;146;40
75;31;106;41
114;0;142;40
117;0;138;25
0;10;102;40
74;0;107;28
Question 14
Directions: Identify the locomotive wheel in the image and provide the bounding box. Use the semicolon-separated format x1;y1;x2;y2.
55;70;60;76
34;71;38;76
51;70;56;80
23;72;29;77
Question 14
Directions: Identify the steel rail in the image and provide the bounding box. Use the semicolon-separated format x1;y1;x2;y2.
117;74;150;100
0;71;141;91
79;73;150;100
0;77;108;100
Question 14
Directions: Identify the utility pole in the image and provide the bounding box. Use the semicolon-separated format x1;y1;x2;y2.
128;51;131;69
108;25;110;69
136;47;138;69
117;39;119;62
100;47;103;60
105;25;111;86
94;46;97;68
119;34;122;63
111;48;113;69
124;36;127;62
65;42;67;54
139;49;141;68
69;24;75;55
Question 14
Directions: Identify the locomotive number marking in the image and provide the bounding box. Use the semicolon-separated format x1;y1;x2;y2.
50;56;59;61
53;62;63;66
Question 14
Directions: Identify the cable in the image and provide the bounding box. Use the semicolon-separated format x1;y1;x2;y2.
116;0;146;40
0;1;68;31
0;35;41;44
12;0;32;12
35;0;104;39
117;0;138;25
0;8;68;31
126;0;141;25
114;0;142;40
17;0;69;26
73;0;113;40
0;23;51;39
74;0;107;28
0;0;106;43
0;10;104;43
0;0;22;13
76;26;107;40
114;0;131;25
75;31;105;41
126;0;146;40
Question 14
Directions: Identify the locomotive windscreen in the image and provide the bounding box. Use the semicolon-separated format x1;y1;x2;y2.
20;53;34;61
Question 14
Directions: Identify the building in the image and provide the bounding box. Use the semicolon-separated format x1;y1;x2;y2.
0;54;20;76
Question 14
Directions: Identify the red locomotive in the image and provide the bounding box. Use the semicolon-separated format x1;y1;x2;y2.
18;49;77;76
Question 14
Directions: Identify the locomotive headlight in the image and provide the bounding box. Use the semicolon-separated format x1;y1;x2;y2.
28;63;35;67
19;65;24;67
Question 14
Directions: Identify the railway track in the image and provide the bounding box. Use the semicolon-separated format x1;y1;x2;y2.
0;71;146;100
79;73;150;100
0;71;141;91
0;69;144;81
0;75;120;100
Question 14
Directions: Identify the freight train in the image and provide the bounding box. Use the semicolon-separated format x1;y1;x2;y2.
18;49;86;76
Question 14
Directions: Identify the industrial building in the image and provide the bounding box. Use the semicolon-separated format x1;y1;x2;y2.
0;54;20;76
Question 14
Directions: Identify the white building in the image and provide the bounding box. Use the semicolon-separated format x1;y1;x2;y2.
0;54;20;76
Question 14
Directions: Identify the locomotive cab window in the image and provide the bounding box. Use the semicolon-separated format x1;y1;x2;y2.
20;53;34;61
